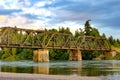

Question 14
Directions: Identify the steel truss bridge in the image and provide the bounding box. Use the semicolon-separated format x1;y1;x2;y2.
0;27;111;51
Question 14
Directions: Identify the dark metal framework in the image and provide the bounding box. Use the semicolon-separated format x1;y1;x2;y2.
0;27;111;51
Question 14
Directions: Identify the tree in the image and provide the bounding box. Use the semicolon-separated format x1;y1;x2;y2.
17;49;33;60
90;28;100;37
59;27;72;34
81;20;102;60
0;50;3;59
49;49;69;60
75;29;80;38
84;20;92;35
49;29;58;33
102;33;106;38
1;48;17;61
108;36;114;45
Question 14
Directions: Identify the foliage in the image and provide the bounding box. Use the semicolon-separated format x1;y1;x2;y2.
1;48;17;61
114;54;120;60
102;33;106;38
81;20;101;60
16;49;33;60
49;49;69;60
108;36;120;47
84;20;92;35
90;28;100;37
0;50;3;59
105;56;114;60
59;27;72;34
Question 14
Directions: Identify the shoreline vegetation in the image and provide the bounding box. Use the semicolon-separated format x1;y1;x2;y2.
0;20;120;61
0;72;107;80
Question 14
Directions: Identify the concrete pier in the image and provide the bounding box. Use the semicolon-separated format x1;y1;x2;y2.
105;50;117;57
33;49;49;62
69;49;82;61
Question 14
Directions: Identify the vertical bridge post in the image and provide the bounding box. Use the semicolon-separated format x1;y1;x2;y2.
33;49;49;62
69;49;82;61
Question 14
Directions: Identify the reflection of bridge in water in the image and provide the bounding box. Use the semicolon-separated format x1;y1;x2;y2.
0;27;112;62
0;61;82;75
1;60;120;76
34;63;49;74
34;61;83;75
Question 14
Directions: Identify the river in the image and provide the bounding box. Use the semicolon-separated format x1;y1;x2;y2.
0;60;120;80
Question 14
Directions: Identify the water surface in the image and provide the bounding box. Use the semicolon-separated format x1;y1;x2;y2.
0;60;120;80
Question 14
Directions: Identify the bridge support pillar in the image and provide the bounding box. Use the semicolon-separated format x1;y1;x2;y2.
104;50;117;59
69;49;82;61
33;49;49;62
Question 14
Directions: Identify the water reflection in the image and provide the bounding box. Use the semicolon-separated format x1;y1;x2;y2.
33;61;83;75
0;66;1;72
33;63;49;74
1;66;33;73
0;60;83;75
1;60;120;78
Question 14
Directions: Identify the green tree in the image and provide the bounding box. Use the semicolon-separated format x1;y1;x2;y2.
1;48;17;61
108;36;114;45
84;20;92;35
49;49;69;60
59;27;72;34
82;20;102;60
90;28;100;37
74;28;85;38
102;33;106;38
0;50;3;59
17;49;33;60
49;29;58;33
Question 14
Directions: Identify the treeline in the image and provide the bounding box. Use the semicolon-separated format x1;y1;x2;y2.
0;20;120;61
108;36;120;47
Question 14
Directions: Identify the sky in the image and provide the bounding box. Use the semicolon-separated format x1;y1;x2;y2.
0;0;120;39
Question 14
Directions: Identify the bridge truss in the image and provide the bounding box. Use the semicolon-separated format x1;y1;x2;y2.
0;27;111;51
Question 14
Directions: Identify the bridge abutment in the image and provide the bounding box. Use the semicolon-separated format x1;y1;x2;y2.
105;50;116;57
33;49;49;62
69;49;82;61
104;50;117;59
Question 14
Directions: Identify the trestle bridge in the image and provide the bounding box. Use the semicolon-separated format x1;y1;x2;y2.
0;27;112;62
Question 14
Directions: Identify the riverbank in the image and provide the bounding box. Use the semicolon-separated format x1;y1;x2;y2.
0;72;107;80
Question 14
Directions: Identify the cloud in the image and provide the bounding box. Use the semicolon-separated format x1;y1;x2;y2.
0;16;27;27
0;0;120;39
17;0;31;8
0;9;22;15
51;0;120;30
22;7;53;17
22;14;39;20
0;0;19;9
35;0;53;7
51;21;84;34
0;15;7;23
